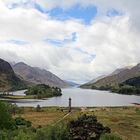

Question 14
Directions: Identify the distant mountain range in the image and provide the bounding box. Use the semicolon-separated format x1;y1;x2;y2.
12;62;70;88
2;56;140;93
0;58;26;91
81;63;140;89
65;81;80;87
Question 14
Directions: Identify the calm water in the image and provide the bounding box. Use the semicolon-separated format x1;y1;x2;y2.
7;88;140;107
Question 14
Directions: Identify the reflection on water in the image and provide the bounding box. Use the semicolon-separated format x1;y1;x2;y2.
3;88;140;107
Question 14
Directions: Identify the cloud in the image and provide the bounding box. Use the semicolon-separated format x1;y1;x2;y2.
0;1;140;84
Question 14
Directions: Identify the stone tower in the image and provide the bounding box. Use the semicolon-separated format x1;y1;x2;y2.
68;97;72;112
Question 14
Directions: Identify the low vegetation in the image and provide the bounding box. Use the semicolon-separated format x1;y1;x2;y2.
0;101;131;140
100;133;122;140
1;101;140;140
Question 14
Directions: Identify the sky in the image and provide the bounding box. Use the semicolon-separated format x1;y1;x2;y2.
0;0;140;84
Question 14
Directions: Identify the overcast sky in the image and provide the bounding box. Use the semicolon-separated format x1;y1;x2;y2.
0;0;140;84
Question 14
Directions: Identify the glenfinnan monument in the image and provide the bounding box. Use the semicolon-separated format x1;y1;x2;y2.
68;97;72;112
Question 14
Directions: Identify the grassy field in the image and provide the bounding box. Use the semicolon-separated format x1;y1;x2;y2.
14;106;140;140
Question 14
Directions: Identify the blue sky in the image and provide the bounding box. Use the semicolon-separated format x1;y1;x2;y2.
46;32;77;47
47;4;97;24
7;1;97;24
107;9;123;17
6;39;29;45
7;1;121;25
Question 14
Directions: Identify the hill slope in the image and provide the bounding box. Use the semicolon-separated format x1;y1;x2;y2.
81;64;140;89
12;62;69;88
0;58;26;91
124;76;140;87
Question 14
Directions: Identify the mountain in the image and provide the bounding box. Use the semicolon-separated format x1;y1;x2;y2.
87;75;106;84
12;62;69;88
65;81;80;87
81;63;140;89
0;58;26;91
109;68;128;76
109;66;133;76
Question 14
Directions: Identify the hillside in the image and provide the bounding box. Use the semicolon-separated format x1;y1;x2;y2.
0;58;26;91
87;75;106;84
81;63;140;89
12;62;69;88
111;76;140;95
124;76;140;87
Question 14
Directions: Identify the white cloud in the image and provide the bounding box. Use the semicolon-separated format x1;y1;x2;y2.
0;1;140;84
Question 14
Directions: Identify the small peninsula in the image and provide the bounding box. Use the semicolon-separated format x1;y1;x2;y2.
25;84;62;99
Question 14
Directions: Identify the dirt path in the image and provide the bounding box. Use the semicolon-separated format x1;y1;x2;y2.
52;112;71;126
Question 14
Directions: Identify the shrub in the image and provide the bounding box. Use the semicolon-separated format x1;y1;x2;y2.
45;124;69;140
13;130;32;140
68;114;110;140
15;117;31;127
0;131;8;140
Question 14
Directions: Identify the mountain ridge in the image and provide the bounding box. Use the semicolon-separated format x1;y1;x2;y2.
12;62;70;88
81;63;140;89
0;58;26;91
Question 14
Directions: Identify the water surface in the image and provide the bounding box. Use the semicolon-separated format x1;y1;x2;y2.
8;88;140;107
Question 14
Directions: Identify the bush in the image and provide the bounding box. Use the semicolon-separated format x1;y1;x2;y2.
13;130;33;140
0;131;8;140
15;117;31;127
68;114;110;140
34;130;46;140
100;133;122;140
45;124;69;140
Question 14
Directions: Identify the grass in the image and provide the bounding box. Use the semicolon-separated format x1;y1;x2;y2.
0;95;37;99
14;107;67;127
88;107;140;140
14;106;140;140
